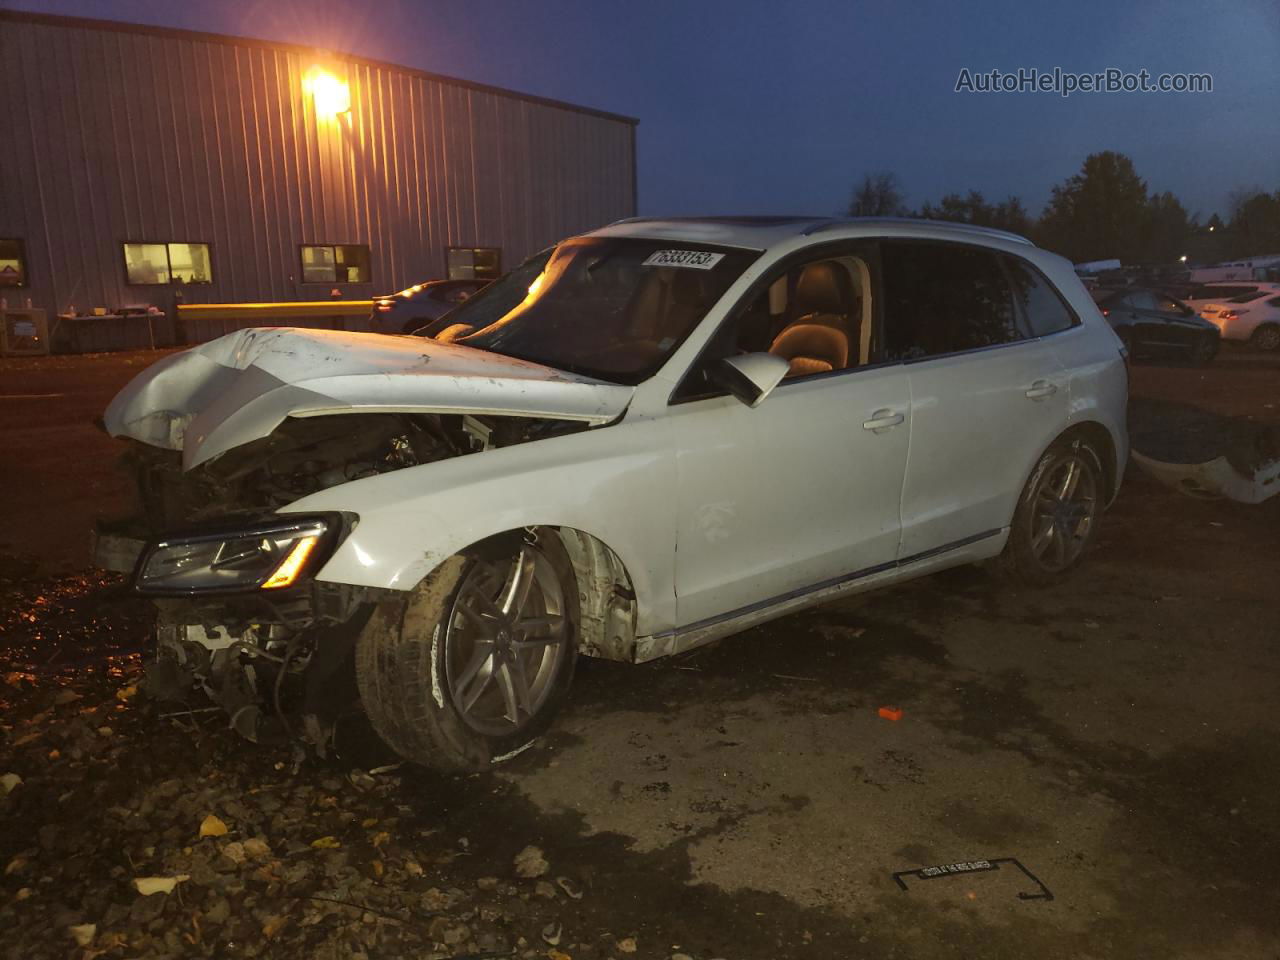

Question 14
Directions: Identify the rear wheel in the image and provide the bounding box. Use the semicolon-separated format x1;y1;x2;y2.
356;532;577;770
1251;324;1280;352
999;437;1104;586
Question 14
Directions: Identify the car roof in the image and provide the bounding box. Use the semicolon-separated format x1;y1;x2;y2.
587;216;1035;252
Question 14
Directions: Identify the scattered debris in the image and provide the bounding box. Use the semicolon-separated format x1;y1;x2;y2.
617;935;639;953
0;772;21;796
541;920;563;945
133;875;189;896
67;924;96;947
877;706;904;722
1130;397;1280;503
242;836;271;860
892;857;1053;901
198;814;229;837
514;845;550;878
556;875;584;900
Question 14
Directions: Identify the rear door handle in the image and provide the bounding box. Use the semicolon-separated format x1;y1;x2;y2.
863;409;905;432
1025;380;1058;400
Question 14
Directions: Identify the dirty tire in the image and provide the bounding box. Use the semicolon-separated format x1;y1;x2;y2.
998;436;1104;587
355;534;578;771
1251;324;1280;352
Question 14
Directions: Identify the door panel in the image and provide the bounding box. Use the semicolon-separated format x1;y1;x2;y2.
900;340;1068;558
669;365;910;627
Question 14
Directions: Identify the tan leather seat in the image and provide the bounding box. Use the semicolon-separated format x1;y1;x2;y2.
768;261;854;377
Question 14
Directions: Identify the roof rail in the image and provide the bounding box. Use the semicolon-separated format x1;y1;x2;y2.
608;215;831;227
802;217;1034;246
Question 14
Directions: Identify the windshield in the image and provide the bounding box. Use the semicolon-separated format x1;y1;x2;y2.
413;248;554;338
454;238;759;383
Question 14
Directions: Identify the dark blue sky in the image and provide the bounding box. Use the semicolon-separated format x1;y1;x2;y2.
6;0;1278;219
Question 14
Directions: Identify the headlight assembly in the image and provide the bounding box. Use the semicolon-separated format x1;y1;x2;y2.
135;518;331;595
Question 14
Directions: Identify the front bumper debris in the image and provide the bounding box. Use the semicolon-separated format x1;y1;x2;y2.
1131;451;1280;503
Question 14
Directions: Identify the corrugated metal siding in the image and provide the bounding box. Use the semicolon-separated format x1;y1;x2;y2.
0;14;637;320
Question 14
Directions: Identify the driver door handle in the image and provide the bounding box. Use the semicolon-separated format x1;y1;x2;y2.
1025;380;1058;400
863;409;905;432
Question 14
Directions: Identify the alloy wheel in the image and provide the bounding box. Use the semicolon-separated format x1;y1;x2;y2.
443;546;569;736
1029;453;1099;573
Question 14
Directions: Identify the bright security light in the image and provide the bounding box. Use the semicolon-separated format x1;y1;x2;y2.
304;66;350;117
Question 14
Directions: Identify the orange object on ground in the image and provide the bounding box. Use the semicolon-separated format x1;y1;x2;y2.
878;706;904;722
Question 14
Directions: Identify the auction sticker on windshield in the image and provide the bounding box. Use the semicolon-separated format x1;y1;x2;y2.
642;249;725;270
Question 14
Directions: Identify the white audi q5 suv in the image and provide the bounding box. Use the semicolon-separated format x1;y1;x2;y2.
100;216;1129;770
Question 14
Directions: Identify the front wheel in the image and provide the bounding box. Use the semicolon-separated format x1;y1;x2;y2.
999;437;1104;586
355;532;578;770
1189;334;1218;367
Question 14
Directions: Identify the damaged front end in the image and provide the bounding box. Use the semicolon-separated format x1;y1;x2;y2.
100;408;589;754
96;327;631;752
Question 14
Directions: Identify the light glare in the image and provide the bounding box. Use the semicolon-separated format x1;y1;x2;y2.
304;66;350;117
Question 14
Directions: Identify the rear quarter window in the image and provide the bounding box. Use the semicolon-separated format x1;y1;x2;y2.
1003;257;1079;337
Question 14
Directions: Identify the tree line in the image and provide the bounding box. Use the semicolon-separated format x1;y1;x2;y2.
846;151;1280;266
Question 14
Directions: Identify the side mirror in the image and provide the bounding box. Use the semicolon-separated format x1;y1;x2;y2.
711;353;790;408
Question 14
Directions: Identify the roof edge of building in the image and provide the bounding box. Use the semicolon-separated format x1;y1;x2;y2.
0;7;640;126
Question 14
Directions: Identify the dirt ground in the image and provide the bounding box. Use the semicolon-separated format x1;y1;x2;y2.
1;346;1278;959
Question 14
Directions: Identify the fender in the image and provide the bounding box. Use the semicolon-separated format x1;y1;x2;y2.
277;412;678;636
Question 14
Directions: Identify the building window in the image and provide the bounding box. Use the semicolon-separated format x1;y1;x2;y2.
447;246;502;280
123;242;213;285
301;244;371;284
0;238;28;287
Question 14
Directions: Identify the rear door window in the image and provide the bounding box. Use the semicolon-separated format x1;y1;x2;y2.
881;241;1022;360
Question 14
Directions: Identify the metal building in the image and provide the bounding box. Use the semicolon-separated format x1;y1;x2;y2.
0;10;637;349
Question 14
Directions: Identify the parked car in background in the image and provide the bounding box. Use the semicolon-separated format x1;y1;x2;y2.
369;278;490;334
1182;282;1280;317
99;217;1128;771
1092;287;1220;365
412;248;554;341
1192;286;1280;351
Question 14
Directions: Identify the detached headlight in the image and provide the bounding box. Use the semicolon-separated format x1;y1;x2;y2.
136;519;329;595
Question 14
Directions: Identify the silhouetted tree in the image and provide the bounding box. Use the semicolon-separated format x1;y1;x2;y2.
1037;151;1148;263
918;190;1032;235
1222;189;1280;258
1141;191;1194;264
847;172;906;217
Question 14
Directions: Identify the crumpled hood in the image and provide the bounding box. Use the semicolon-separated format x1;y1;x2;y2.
104;327;634;470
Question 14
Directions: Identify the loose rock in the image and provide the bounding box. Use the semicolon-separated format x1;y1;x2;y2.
514;845;549;879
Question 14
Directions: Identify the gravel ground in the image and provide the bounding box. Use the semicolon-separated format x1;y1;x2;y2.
1;344;1278;959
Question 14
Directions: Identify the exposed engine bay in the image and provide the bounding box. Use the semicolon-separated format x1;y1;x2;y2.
123;411;584;529
108;410;588;754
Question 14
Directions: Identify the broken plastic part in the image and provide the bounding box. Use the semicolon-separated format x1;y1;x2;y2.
1131;451;1280;504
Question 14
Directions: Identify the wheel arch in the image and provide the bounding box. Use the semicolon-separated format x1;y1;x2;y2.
393;524;642;664
1056;420;1120;503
